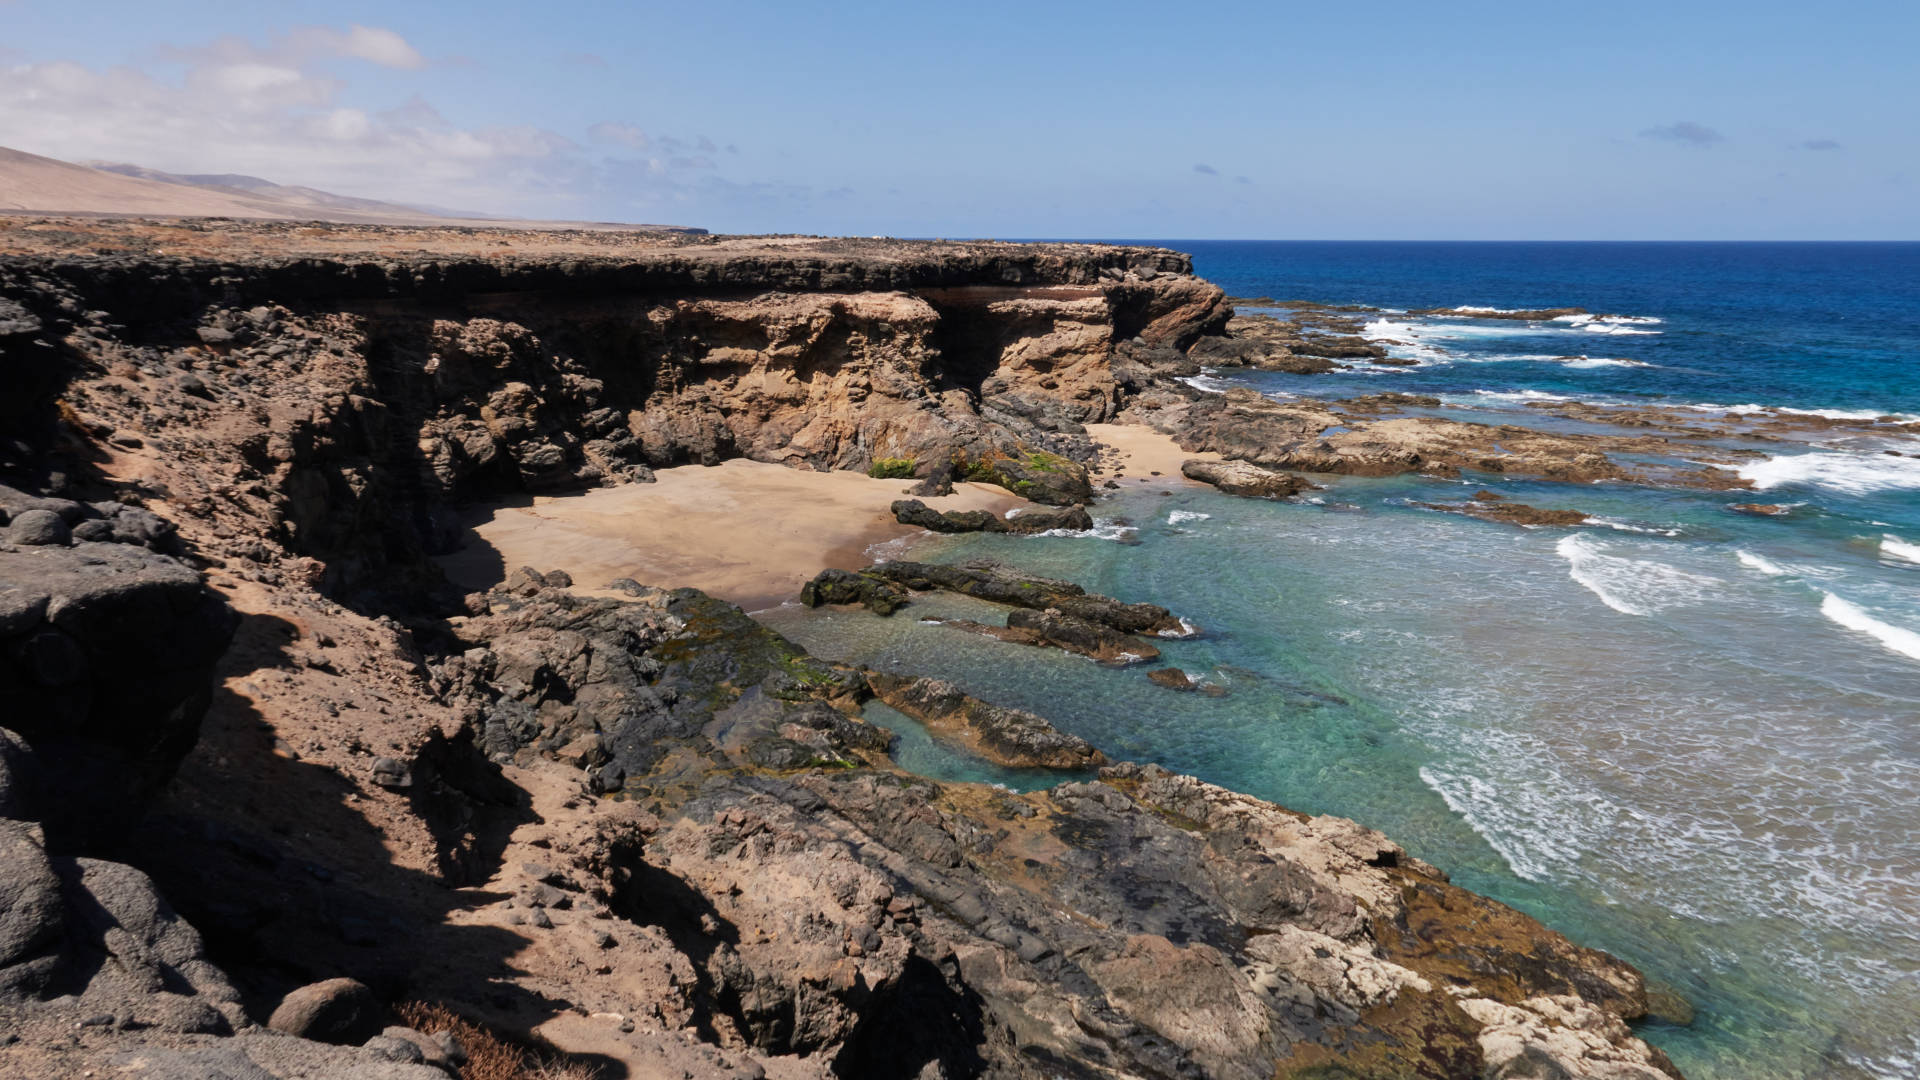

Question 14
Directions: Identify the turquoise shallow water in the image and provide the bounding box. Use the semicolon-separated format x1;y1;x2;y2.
760;244;1920;1079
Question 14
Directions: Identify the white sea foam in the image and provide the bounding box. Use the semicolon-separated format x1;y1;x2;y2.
1738;450;1920;496
1820;592;1920;662
1418;766;1559;881
1555;534;1719;616
1167;510;1211;524
1686;402;1918;422
1735;549;1789;576
1553;313;1663;327
1593;518;1684;537
1459;352;1651;369
1472;389;1574;404
1156;616;1201;639
1178;374;1232;394
1881;534;1920;565
1031;518;1138;542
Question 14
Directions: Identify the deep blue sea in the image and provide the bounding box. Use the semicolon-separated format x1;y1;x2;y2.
764;243;1920;1079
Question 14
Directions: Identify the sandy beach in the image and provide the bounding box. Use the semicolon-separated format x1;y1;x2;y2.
1086;422;1220;485
437;426;1214;610
437;458;1023;610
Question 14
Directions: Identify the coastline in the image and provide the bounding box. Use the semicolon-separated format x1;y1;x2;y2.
0;219;1714;1079
438;425;1214;609
437;458;1024;611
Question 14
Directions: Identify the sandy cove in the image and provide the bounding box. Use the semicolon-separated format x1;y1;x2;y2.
437;426;1218;611
437;459;1023;611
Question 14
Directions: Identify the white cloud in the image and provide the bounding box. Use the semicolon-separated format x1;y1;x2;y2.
335;25;429;69
0;25;722;217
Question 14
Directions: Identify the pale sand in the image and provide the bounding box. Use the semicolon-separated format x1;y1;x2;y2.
1085;422;1219;486
437;459;1020;611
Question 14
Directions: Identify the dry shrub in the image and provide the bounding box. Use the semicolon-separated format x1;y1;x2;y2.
396;1001;602;1080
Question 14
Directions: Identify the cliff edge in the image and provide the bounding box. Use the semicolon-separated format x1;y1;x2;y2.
0;218;1678;1079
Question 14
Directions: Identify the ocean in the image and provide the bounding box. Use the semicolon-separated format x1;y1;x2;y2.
760;242;1920;1079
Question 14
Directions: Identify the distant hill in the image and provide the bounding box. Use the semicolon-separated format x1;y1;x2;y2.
0;146;703;233
85;161;492;221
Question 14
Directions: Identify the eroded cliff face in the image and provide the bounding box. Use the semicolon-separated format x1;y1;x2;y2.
1;227;1221;603
0;220;1679;1080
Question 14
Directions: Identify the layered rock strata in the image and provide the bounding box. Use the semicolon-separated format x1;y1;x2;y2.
0;221;1682;1078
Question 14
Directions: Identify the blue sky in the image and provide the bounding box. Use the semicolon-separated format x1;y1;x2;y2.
1;0;1914;238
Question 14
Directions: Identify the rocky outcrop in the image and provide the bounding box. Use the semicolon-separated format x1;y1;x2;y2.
862;559;1193;636
0;221;1681;1079
1127;386;1755;489
925;609;1164;665
891;498;1094;534
864;673;1106;769
0;490;235;846
892;498;1006;534
1416;499;1593;527
1180;458;1315;498
2;222;1221;603
1187;312;1395;373
423;573;1677;1078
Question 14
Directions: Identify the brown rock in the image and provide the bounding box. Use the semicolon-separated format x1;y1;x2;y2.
1148;667;1197;692
1180;459;1313;498
1417;501;1591;527
267;978;384;1045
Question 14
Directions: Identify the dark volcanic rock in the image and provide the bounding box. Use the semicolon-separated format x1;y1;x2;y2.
864;673;1105;769
1003;504;1095;533
0;540;237;844
1005;607;1160;664
798;567;909;614
867;559;1191;637
3;508;69;547
891;498;1006;534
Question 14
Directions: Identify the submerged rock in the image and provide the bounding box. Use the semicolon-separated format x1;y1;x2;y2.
867;558;1192;637
865;672;1104;769
1416;500;1592;527
1148;667;1197;691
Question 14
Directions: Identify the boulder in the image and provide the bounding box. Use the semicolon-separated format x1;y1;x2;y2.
890;499;1005;534
868;559;1189;637
268;977;385;1046
1006;608;1159;664
864;673;1105;769
1148;667;1197;692
4;508;69;547
1003;505;1095;533
0;819;64;994
60;858;240;1015
0;542;236;846
1180;459;1313;498
798;568;909;615
905;458;957;497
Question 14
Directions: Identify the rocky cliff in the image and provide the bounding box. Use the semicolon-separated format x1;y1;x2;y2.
0;218;1679;1079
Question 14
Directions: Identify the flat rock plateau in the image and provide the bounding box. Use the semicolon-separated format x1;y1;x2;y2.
0;217;1686;1079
